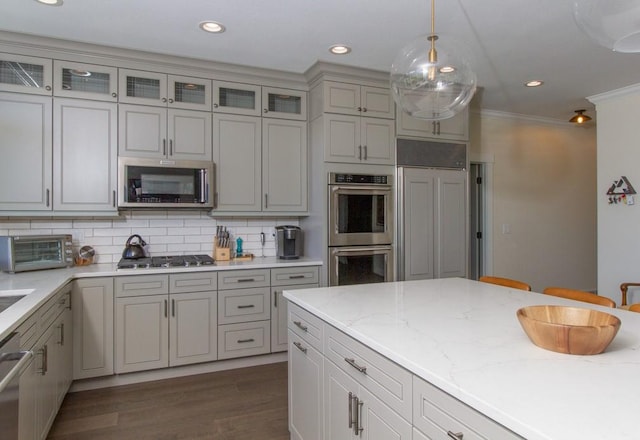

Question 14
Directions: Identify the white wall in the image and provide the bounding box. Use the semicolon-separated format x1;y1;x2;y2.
470;111;597;293
0;212;299;263
590;86;640;305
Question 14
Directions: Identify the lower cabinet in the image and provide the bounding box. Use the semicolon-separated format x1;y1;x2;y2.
72;277;114;379
114;273;218;373
19;286;73;440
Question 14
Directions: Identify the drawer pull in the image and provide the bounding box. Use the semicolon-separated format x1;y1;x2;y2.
237;278;256;283
293;341;307;354
447;432;464;440
288;274;306;279
237;304;255;309
237;338;255;344
293;321;308;332
344;357;367;374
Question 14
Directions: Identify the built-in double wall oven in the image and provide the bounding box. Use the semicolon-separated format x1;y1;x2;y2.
327;173;394;286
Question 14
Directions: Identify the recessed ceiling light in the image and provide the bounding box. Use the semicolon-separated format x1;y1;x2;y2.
199;21;226;33
525;80;544;87
329;45;352;55
35;0;63;5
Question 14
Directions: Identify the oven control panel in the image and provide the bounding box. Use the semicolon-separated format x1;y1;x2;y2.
330;173;389;185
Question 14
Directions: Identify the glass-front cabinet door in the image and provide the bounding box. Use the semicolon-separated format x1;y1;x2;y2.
262;87;307;120
168;75;211;111
53;61;118;101
0;54;52;95
212;80;261;116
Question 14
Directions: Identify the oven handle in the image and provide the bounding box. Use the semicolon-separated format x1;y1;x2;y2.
329;185;392;194
330;245;393;256
0;350;33;393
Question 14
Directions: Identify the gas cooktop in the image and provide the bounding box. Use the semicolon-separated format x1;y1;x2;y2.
117;254;215;269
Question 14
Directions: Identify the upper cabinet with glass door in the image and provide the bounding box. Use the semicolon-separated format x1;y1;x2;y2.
212;80;262;116
262;87;307;120
118;68;211;111
53;61;118;101
0;53;52;95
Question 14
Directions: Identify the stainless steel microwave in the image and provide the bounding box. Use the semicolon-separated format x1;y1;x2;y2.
118;157;214;208
0;235;73;273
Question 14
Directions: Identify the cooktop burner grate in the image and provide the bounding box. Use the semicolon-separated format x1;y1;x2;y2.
117;254;215;269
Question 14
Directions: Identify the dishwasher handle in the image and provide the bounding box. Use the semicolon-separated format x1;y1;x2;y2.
0;350;33;393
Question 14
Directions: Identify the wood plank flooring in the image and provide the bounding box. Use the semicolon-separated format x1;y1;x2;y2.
47;362;290;440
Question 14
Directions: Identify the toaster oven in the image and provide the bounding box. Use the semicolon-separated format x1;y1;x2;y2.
0;235;74;273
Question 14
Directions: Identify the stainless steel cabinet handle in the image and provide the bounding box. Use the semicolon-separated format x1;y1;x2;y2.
263;108;268;113
237;304;255;309
293;341;307;354
362;107;367;113
163;139;167;156
112;92;117;98
58;323;64;346
213;103;219;108
264;194;268;209
214;192;218;209
39;345;48;375
436;121;441;135
357;106;362;112
358;145;362;160
113;190;116;208
168;98;174;103
45;85;52;91
447;432;464;440
432;121;437;135
164;299;168;318
354;396;363;435
348;392;355;429
46;189;50;207
171;299;175;317
274;290;280;307
364;145;367;160
169;139;173;156
293;320;308;332
289;274;306;279
237;338;255;343
237;278;256;283
162;97;167;103
344;357;367;374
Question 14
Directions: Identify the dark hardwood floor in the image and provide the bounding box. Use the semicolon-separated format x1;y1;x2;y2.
47;362;290;440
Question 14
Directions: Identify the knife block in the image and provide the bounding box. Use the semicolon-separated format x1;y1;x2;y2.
214;239;231;261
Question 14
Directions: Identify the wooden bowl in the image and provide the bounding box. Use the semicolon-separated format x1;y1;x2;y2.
516;305;621;355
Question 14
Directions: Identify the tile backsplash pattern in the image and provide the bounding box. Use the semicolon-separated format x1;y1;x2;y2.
0;211;300;263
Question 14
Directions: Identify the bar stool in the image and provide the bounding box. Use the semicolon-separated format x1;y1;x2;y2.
543;287;616;308
478;276;531;291
619;282;640;308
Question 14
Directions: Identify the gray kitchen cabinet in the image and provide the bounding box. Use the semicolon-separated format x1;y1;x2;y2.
400;168;467;280
115;273;218;373
319;81;394;119
0;92;52;211
118;68;211;111
53;98;118;212
212;114;308;214
212;80;262;116
0;53;52;95
262;86;307;121
270;266;319;353
118;104;212;160
18;286;72;440
53;60;118;102
323;113;395;165
396;106;469;142
72;277;114;380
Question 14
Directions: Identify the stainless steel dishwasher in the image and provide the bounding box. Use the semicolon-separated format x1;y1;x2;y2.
0;332;32;440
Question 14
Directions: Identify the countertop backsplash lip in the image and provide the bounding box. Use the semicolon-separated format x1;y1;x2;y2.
0;256;322;345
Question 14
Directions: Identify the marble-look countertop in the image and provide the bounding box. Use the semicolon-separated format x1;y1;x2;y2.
0;256;322;342
283;278;640;440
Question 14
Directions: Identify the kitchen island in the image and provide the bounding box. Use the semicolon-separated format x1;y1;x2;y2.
284;278;640;440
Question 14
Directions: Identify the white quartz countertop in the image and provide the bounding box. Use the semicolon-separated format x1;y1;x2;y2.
283;278;640;440
0;256;321;342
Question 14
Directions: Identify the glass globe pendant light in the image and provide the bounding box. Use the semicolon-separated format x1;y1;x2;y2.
390;0;477;120
573;0;640;52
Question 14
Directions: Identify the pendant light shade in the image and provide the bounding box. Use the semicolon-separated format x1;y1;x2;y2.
573;0;640;52
569;109;592;124
390;0;476;121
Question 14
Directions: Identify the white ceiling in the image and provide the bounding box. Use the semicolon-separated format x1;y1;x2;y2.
2;0;640;122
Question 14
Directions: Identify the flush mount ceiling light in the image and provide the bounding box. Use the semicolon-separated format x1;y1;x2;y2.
525;80;544;87
199;21;226;33
329;45;352;55
569;109;592;124
573;0;640;52
390;0;477;120
35;0;63;5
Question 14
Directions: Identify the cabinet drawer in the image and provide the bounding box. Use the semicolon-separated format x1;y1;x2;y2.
324;324;413;421
217;321;270;360
288;302;323;352
218;269;270;290
169;272;217;293
38;288;68;332
17;312;38;350
218;287;270;324
413;376;524;440
271;266;319;286
115;275;169;297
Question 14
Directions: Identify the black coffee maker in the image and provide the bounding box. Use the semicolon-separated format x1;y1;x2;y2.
275;225;303;259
